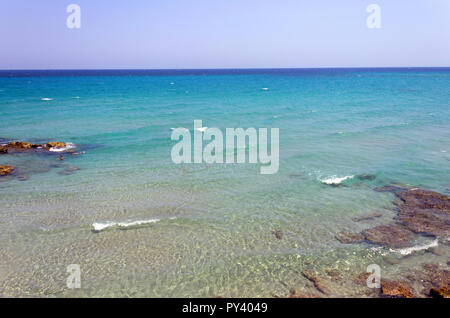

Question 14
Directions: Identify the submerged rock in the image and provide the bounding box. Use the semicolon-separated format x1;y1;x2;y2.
395;188;450;237
420;264;450;298
374;185;408;193
302;269;331;295
272;230;283;240
352;212;383;222
381;281;414;298
0;165;15;176
357;174;376;181
362;224;414;248
17;175;29;181
335;231;365;244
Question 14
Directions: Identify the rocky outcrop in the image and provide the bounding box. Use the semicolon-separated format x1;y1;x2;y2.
3;140;69;153
381;280;414;298
362;224;414;248
7;141;38;150
335;231;365;244
0;165;15;176
0;145;7;154
420;263;450;298
395;188;450;237
336;186;449;248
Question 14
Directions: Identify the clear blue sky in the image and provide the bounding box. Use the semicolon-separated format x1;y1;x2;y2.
1;0;449;69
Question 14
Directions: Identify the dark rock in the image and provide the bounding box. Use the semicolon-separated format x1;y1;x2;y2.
357;174;376;181
363;224;414;248
0;165;15;176
272;230;283;240
0;145;7;154
381;281;414;298
335;231;364;244
352;212;383;222
429;287;450;298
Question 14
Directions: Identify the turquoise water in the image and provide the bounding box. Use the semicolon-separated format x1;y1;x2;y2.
0;69;449;297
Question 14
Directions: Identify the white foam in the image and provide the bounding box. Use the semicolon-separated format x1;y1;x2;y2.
319;175;354;185
41;98;53;101
48;142;76;152
261;88;269;90
92;217;176;232
390;239;438;256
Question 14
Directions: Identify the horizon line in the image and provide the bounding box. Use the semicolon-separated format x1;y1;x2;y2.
1;66;450;72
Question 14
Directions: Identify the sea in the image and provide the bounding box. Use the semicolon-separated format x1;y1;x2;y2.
0;68;449;297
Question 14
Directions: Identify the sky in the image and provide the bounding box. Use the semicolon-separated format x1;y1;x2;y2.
0;0;449;69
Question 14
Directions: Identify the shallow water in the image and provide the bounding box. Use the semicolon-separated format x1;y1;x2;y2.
0;69;449;297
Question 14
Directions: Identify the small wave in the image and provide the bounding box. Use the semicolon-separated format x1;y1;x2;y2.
319;175;354;185
48;142;76;152
92;217;176;232
390;239;438;256
41;98;53;101
261;88;269;91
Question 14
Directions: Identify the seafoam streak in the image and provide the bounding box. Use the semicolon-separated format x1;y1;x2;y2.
92;217;177;232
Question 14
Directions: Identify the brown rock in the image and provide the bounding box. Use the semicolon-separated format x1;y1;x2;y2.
7;141;38;150
395;188;450;237
420;264;450;298
0;145;7;154
352;212;383;222
335;231;365;244
381;281;414;298
46;141;66;149
0;165;15;176
362;224;414;248
302;269;331;295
